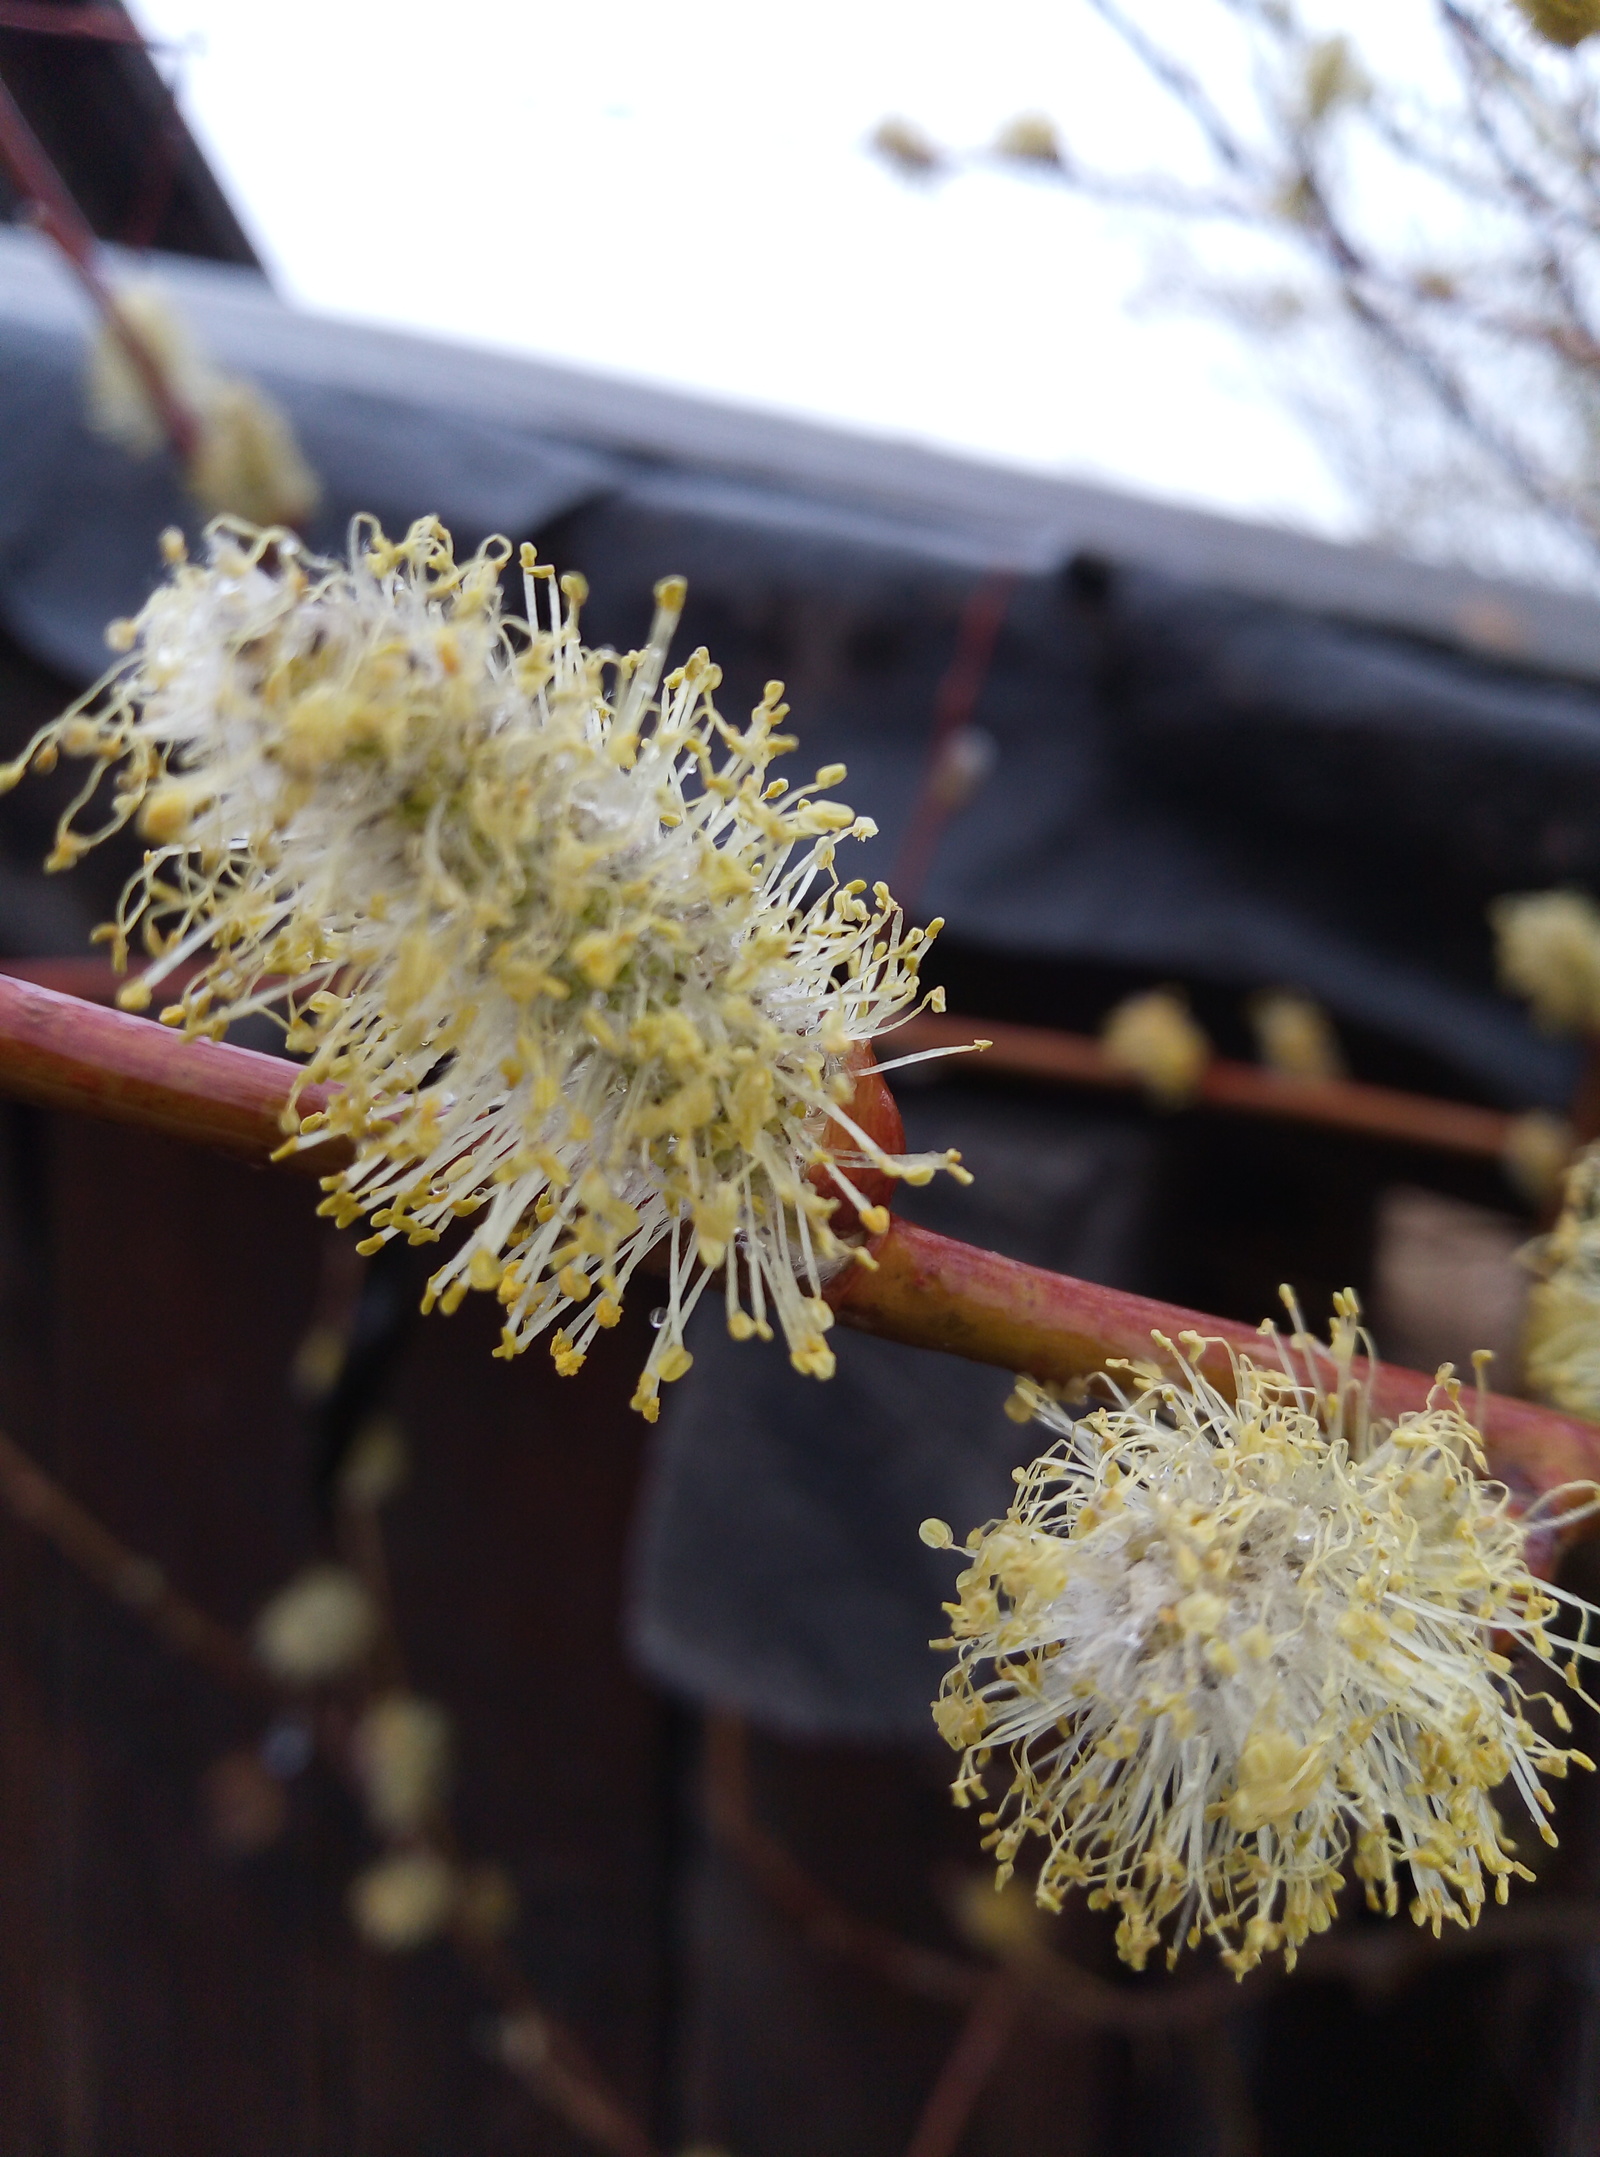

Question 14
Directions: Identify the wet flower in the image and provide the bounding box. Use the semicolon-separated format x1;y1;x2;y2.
5;517;959;1414
923;1294;1598;1977
1523;1145;1600;1419
1491;889;1600;1034
87;283;320;528
1101;987;1211;1106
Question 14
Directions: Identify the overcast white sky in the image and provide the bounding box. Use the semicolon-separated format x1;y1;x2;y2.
129;0;1378;535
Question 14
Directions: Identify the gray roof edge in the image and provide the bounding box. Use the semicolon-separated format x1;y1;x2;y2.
6;227;1600;677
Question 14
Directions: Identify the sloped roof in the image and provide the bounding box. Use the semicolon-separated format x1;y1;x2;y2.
4;224;1600;681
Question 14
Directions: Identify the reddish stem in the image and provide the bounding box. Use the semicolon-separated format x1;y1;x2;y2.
902;1974;1023;2157
0;70;200;461
828;1222;1600;1538
894;1012;1519;1162
890;576;1014;917
0;4;147;37
0;972;1594;1524
0;970;341;1173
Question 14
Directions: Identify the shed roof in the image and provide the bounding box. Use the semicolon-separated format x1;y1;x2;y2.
3;224;1599;681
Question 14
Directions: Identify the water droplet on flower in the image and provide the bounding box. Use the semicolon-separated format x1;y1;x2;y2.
649;1307;669;1329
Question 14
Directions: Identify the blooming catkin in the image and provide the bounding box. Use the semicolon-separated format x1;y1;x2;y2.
1515;0;1600;48
87;284;320;529
1491;889;1600;1034
1249;988;1345;1082
1101;988;1211;1105
1523;1145;1600;1420
923;1295;1598;1977
3;516;962;1414
349;1849;457;1951
253;1565;377;1684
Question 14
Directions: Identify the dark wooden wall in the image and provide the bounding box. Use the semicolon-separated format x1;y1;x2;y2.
0;1100;1595;2157
0;1108;670;2155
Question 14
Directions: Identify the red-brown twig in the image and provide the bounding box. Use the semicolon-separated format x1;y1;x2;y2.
0;970;1594;1525
902;1973;1024;2157
894;1010;1522;1164
10;959;1532;1165
0;4;152;38
825;1219;1600;1542
0;969;342;1172
890;576;1014;918
0;68;199;461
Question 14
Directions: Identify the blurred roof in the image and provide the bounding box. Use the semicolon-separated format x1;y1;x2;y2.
2;224;1599;681
0;1;259;267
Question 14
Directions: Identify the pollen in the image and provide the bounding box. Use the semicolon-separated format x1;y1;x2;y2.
930;1291;1600;1977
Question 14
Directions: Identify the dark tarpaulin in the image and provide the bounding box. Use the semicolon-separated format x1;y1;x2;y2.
551;490;1589;1109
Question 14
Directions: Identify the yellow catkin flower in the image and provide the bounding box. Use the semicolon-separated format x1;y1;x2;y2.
870;116;943;175
1491;889;1600;1033
1249;988;1345;1081
354;1694;452;1837
86;283;320;528
348;1848;457;1951
5;517;959;1413
1503;1108;1575;1210
925;1293;1598;1978
1523;1144;1600;1419
993;113;1062;164
1515;0;1600;47
253;1564;377;1683
1301;34;1370;122
1101;988;1211;1105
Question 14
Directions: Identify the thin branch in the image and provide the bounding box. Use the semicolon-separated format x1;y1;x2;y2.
0;1405;663;2157
0;70;200;462
890;575;1014;918
942;0;1600;564
902;1973;1023;2157
890;1010;1523;1162
0;4;157;40
0;1423;269;1695
0;970;1593;1520
706;1713;1600;2041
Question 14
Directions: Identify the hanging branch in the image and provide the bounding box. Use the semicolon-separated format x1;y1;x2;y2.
702;1712;1600;2039
889;575;1015;919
